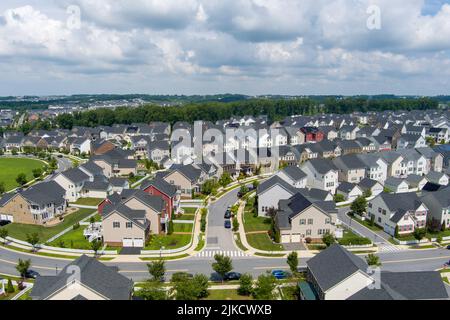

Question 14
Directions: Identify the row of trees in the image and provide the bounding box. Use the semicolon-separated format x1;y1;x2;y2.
139;252;302;300
54;97;439;129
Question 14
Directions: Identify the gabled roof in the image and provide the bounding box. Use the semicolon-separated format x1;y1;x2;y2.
358;178;382;191
21;181;66;207
333;154;366;170
30;255;133;300
348;271;448;300
305;159;337;175
60;168;90;184
280;166;307;181
306;244;368;292
257;176;298;195
103;203;149;230
140;178;178;198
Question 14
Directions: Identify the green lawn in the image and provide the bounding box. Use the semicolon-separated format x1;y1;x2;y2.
351;215;383;232
243;211;272;233
48;226;91;250
338;229;372;246
173;223;194;233
173;214;196;221
182;207;198;214
246;233;284;251
0;286;19;301
144;234;192;250
0;208;96;242
70;198;104;206
204;289;253;301
0;158;46;190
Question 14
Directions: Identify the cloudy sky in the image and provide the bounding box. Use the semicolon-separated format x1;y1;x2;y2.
0;0;450;96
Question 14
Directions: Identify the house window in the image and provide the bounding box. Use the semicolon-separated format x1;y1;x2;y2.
300;219;306;225
113;222;120;228
368;203;372;208
308;219;314;225
306;230;312;236
126;222;133;229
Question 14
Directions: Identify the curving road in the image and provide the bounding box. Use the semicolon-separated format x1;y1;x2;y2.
1;187;450;281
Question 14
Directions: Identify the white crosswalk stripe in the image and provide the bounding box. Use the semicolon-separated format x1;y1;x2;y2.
195;250;251;258
377;243;405;253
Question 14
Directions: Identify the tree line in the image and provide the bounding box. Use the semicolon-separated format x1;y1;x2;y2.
54;97;439;129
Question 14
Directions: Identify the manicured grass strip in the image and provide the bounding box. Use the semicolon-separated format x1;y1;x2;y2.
48;226;91;250
254;252;286;258
181;207;198;214
338;229;372;246
351;215;383;232
234;233;248;252
243;211;272;233
246;233;284;251
0;208;96;242
70;198;103;206
144;234;192;250
0;158;46;190
173;223;194;233
203;289;253;301
173;214;196;221
139;254;190;261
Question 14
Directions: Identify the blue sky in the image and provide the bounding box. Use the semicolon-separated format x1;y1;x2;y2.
0;0;450;96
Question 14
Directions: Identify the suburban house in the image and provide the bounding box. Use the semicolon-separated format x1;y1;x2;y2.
102;203;150;247
147;141;171;165
162;164;205;199
92;149;137;178
367;192;428;236
140;178;181;220
53;168;91;202
301;159;339;194
257;176;298;217
416;147;444;173
336;182;364;201
67;137;91;155
357;178;384;197
384;177;410;194
30;255;133;300
426;171;449;186
285;126;306;145
405;174;428;190
91;140;116;155
357;154;388;183
301;244;448;300
396;134;427;150
275;193;338;243
82;176;113;199
300;127;325;143
421;188;450;229
332;155;366;184
0;181;66;225
276;166;307;188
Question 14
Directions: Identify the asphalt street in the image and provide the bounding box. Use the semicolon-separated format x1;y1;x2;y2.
1;184;450;281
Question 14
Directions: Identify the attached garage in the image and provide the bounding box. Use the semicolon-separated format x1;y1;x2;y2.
0;214;13;222
291;234;301;243
281;234;291;243
122;238;144;248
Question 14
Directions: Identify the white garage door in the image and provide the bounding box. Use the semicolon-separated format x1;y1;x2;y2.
123;238;144;247
133;238;144;248
123;238;133;247
281;235;290;243
0;215;13;222
291;234;301;243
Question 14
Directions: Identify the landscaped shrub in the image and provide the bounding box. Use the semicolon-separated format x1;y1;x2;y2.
73;223;80;230
167;221;174;235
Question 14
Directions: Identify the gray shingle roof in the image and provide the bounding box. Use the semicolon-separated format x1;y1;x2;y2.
141;178;178;197
257;176;298;195
61;168;90;184
21;181;66;207
280;166;307;181
307;244;368;292
30;255;133;300
306;159;338;175
349;271;448;300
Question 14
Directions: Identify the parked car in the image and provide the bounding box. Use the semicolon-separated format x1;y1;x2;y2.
0;220;11;227
224;220;232;229
25;270;40;279
271;270;288;280
446;245;450;250
224;210;232;219
224;272;242;281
